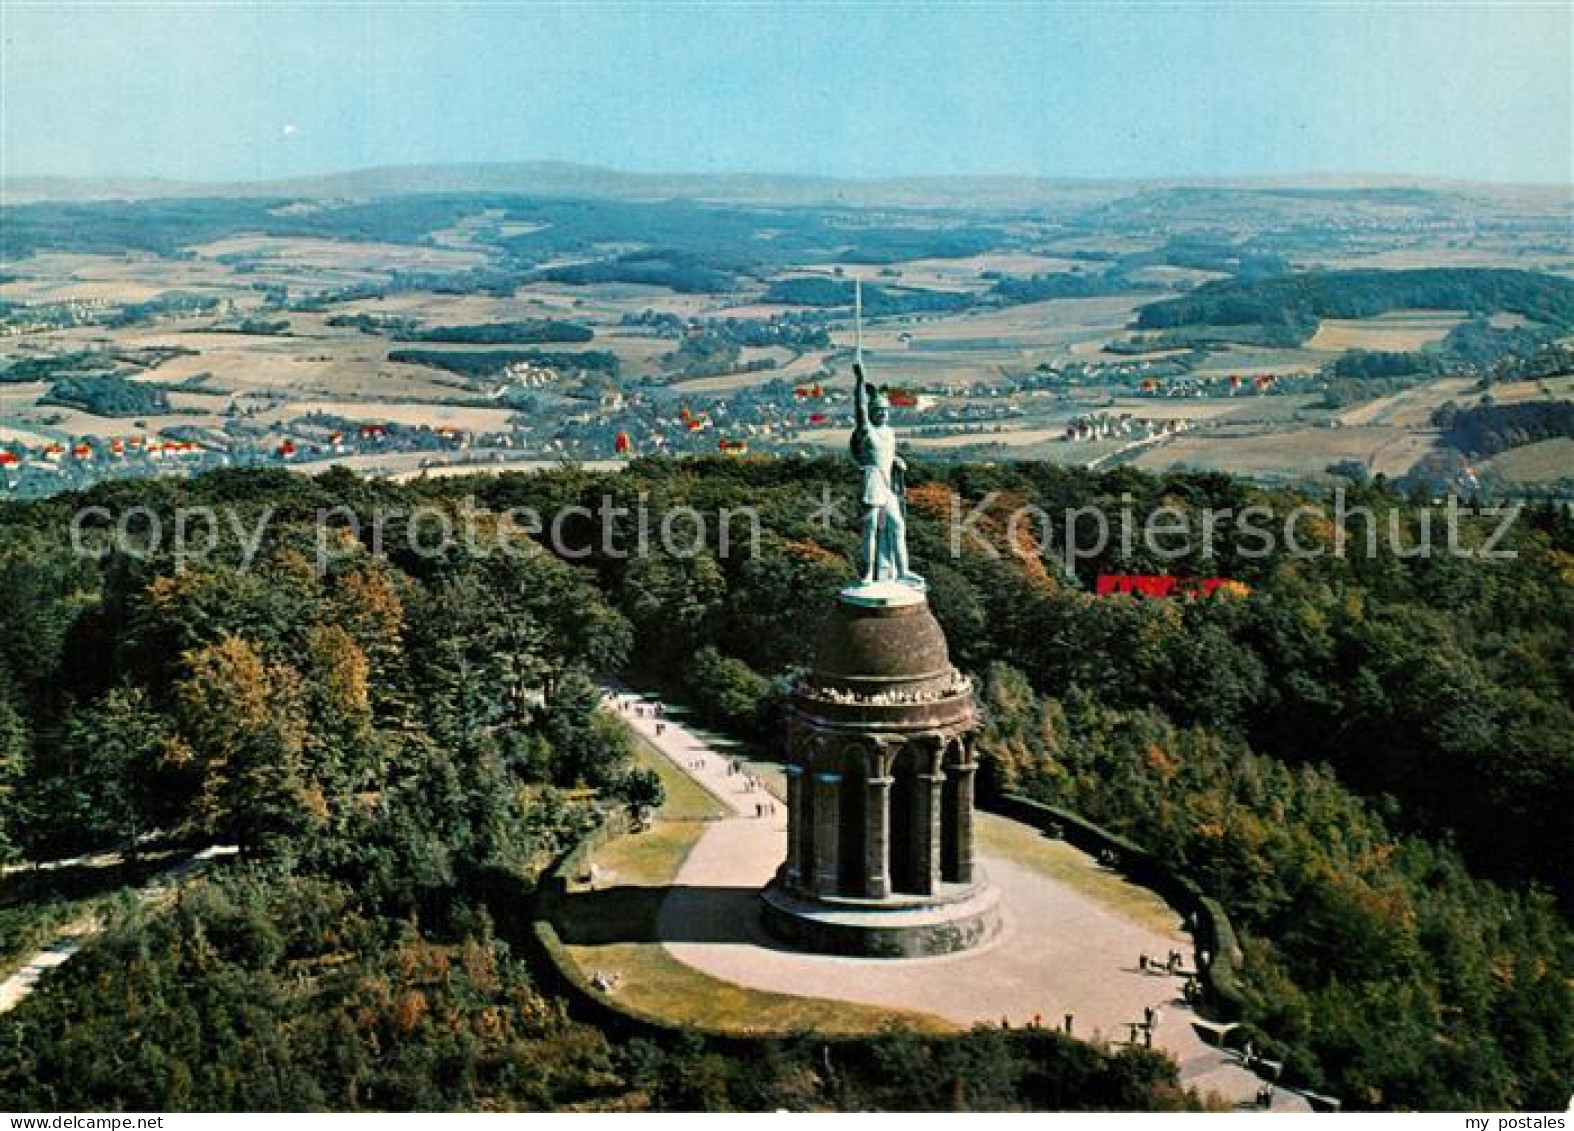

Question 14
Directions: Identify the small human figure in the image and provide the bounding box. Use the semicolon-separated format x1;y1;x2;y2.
1063;1013;1074;1036
1139;953;1149;972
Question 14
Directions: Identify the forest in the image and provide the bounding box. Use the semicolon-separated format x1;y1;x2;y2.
1434;400;1574;458
41;375;172;417
0;193;1018;282
0;466;1188;1112
1134;268;1574;346
327;315;596;346
0;459;1569;1110
386;347;621;379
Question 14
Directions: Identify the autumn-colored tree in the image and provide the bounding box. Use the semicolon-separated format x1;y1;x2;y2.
172;634;317;856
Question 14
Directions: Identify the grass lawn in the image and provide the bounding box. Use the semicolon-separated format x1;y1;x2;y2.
626;730;726;823
977;813;1188;942
568;939;954;1037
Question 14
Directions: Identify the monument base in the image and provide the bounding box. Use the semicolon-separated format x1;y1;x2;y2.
761;875;1002;959
837;578;927;608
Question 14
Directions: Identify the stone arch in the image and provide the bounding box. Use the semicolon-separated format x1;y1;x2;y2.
835;738;868;892
940;736;963;882
886;738;917;893
887;735;945;896
940;733;977;884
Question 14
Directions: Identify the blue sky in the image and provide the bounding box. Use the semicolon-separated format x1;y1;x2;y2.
3;2;1569;184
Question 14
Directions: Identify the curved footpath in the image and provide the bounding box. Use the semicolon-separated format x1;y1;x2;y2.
0;845;237;1015
609;689;1309;1112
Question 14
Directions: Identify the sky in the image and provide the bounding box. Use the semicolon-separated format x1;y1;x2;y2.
2;1;1570;185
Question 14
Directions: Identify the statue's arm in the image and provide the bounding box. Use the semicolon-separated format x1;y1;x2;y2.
852;360;870;430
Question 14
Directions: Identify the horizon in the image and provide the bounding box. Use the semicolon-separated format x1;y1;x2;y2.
3;3;1570;188
7;156;1573;194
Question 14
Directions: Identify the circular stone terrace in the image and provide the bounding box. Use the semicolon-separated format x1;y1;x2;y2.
544;689;1307;1111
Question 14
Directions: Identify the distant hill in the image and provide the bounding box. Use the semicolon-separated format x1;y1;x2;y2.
5;161;1569;213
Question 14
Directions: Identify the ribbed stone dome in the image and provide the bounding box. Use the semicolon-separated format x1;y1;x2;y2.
810;597;953;689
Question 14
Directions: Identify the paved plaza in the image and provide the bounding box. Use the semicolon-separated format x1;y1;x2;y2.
609;689;1309;1111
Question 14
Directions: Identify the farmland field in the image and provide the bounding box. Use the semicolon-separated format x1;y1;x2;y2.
1305;310;1466;352
1129;423;1441;479
1;180;1569;494
1481;436;1574;483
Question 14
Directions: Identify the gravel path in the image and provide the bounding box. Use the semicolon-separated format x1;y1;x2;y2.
0;845;237;1015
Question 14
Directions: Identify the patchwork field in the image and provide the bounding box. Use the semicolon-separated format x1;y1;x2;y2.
2;184;1569;493
1131;424;1431;479
1305;310;1466;352
1481;437;1574;483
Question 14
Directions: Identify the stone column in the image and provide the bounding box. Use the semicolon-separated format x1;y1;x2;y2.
948;757;977;886
784;763;805;885
863;768;893;899
813;771;843;898
910;769;944;896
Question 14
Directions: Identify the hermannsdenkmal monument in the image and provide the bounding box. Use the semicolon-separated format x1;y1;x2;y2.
761;354;1001;956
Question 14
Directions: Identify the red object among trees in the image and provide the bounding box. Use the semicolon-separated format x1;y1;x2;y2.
614;431;632;454
1095;574;1248;599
